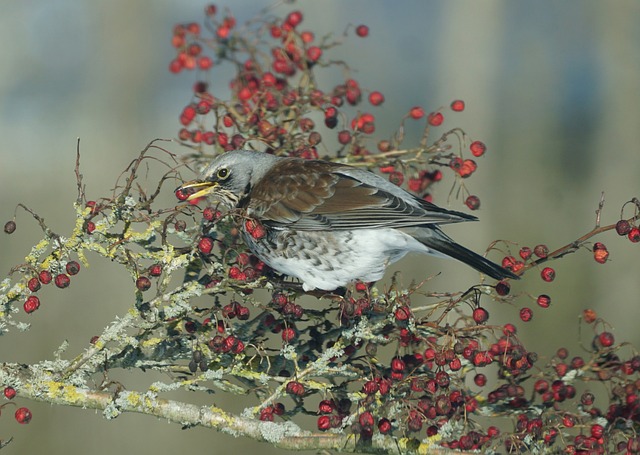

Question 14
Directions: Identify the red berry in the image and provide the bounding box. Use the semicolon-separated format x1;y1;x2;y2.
391;357;406;372
519;246;532;260
628;227;640;243
450;99;465;112
359;411;374;428
66;261;81;276
473;307;489;324
465;195;480;210
285;11;303;28
175;188;191;201
592;242;609;264
285;381;305;396
27;277;41;292
378;418;392;434
368;91;384;106
15;407;32;424
54;273;70;289
23;296;40;314
536;294;551;308
198;237;214;254
281;327;297;342
148;264;163;277
136;276;151;292
317;415;331;431
598;331;614;347
590;424;604;439
533;244;549;258
474;373;487;387
336;130;351;145
318;400;335;414
355;24;369;37
3;386;16;399
394;306;411;321
469;141;486;157
503;323;517;336
583;309;597;324
427;112;444;126
306;46;322;62
495;280;510;296
85;221;96;234
540;267;555;282
39;270;53;284
615;219;631;236
409;106;424;119
519;307;533;322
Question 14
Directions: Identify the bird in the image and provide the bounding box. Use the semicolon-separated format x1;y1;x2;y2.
177;150;519;291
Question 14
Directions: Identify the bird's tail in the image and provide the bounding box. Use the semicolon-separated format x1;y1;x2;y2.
409;227;520;281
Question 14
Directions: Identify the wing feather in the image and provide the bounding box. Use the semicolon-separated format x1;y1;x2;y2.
248;158;475;231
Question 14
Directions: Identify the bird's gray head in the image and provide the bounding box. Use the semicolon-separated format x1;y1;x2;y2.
178;150;281;207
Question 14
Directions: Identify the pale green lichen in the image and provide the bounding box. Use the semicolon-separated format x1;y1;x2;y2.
258;420;303;444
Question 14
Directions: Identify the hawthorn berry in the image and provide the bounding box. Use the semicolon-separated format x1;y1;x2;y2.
54;273;70;289
628;227;640;243
540;267;555;282
615;219;631;236
592;242;609;264
377;418;392;434
409;106;424;119
450;99;465;112
3;220;16;234
148;264;163;277
495;281;510;296
472;307;489;324
3;386;16;400
427;111;444;126
286;381;305;396
23;296;40;313
519;246;532;260
469;141;486;157
465;195;480;210
39;270;53;284
474;373;487;387
533;244;549;258
359;411;374;428
590;424;604;439
85;221;96;234
583;309;597;323
536;294;551;308
598;331;614;348
27;277;41;292
281;327;297;342
198;237;214;254
394;306;411;321
519;307;533;322
136;276;151;292
355;24;369;37
15;407;32;424
66;261;81;276
368;91;384;106
317;415;331;431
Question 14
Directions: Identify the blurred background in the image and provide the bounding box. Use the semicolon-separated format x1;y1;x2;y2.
0;1;639;453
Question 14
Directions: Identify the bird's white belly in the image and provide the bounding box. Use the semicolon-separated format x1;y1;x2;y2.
245;228;430;291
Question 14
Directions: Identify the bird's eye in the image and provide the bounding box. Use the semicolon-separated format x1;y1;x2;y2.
217;168;229;180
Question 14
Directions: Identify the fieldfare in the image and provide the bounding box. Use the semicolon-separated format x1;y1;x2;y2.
178;150;518;291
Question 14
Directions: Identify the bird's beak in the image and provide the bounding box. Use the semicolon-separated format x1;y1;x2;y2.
176;180;218;201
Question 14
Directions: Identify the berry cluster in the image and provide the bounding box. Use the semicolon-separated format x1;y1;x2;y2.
168;4;491;211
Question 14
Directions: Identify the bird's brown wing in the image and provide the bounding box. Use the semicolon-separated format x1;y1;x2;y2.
247;158;474;231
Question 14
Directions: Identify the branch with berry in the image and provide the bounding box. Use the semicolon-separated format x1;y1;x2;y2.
1;3;639;454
